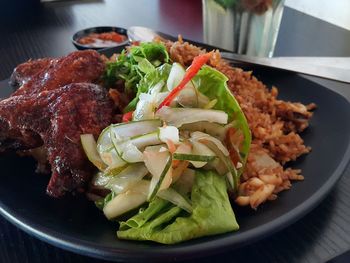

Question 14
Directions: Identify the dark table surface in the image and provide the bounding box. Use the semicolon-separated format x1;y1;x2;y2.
1;1;350;262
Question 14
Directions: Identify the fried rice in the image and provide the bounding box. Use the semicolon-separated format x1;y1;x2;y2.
155;36;316;209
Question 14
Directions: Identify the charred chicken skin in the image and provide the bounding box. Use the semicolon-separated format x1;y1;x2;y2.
0;50;114;197
9;57;53;88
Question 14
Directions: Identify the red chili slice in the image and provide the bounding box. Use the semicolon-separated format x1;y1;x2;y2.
157;52;212;110
122;111;133;122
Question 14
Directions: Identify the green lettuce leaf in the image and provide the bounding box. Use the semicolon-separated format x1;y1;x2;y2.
193;65;251;174
117;170;239;244
119;198;170;230
103;42;169;101
130;42;169;66
104;50;142;94
123;63;171;113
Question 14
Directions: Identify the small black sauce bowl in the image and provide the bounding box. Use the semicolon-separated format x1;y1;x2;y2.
72;26;129;50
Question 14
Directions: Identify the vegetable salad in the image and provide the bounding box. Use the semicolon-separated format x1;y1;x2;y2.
81;42;251;244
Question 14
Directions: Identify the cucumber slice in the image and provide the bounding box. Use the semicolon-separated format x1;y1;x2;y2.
106;163;149;194
103;180;150;220
157;188;192;213
173;153;215;162
156;106;228;127
191;131;229;156
97;119;162;153
97;127;113;154
192;140;216;156
180;121;227;141
174;142;192;154
167;62;185;91
110;130;144;163
130;132;161;149
110;128;125;158
190;140;216;168
111;119;162;138
120;142;144;163
126;126;179;150
199;139;237;190
143;148;173;201
80;134;107;171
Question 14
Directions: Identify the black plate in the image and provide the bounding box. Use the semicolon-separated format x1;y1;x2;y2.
72;26;129;50
0;44;350;262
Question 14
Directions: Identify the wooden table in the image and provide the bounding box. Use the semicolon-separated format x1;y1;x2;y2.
1;1;350;262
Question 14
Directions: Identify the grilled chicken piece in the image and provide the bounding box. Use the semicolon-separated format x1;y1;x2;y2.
9;57;52;88
0;83;114;197
12;50;105;96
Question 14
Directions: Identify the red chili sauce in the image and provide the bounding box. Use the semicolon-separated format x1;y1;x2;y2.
77;32;127;48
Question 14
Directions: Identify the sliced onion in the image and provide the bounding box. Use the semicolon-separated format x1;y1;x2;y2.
133;95;156;120
174;142;192;154
173;168;196;195
158;126;180;144
189;140;216;168
176;82;198;108
103;180;149;220
172;161;190;183
180;121;227;141
251;151;280;170
191;131;229;156
198;137;237;189
100;149;126;169
80;134;106;171
106;164;148;194
143;147;173;200
167;62;185;91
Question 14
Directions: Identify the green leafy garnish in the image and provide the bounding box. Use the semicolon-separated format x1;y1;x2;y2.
130;42;169;66
124;63;171;113
117;170;239;244
103;42;169;99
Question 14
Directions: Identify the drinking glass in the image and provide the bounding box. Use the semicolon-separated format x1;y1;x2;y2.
203;0;285;57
